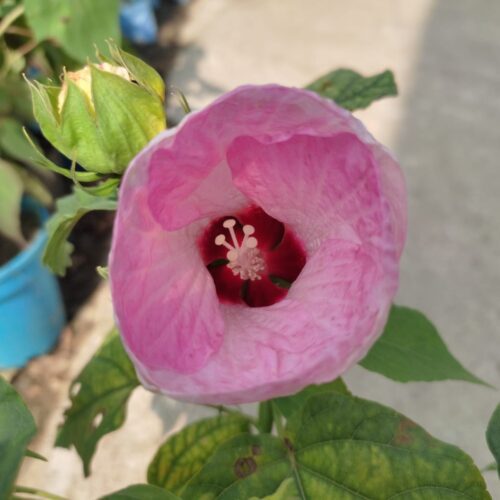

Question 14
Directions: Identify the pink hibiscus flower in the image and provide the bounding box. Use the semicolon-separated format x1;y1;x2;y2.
109;85;406;404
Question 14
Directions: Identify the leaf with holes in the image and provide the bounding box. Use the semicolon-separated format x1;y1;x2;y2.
0;377;37;499
183;393;491;499
100;484;180;500
306;68;397;111
359;305;487;385
486;404;500;477
148;414;251;495
56;328;139;476
273;378;349;420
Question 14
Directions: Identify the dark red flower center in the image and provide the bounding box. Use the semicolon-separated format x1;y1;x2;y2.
198;206;306;307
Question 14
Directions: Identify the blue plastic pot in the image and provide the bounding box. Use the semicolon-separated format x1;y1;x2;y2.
0;200;65;368
120;0;159;44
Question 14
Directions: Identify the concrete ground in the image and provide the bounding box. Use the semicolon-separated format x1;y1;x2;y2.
16;0;500;497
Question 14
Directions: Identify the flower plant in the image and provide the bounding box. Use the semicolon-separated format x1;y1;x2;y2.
0;42;499;499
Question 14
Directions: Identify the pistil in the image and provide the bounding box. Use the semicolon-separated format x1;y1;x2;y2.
215;219;265;280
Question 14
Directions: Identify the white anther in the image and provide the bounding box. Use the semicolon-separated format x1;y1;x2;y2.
245;237;258;248
214;235;226;246
222;219;236;228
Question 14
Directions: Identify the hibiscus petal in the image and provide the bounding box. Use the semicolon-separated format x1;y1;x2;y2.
109;156;224;374
146;85;405;249
129;239;394;404
228;133;394;260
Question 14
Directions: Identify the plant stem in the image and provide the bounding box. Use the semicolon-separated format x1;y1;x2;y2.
14;485;67;500
271;402;285;438
271;403;307;499
0;4;25;38
0;38;38;78
206;404;258;426
5;26;32;37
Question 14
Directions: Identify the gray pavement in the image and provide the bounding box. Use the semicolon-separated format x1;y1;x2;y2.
17;0;500;497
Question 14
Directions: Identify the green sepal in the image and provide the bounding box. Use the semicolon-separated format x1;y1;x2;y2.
26;80;60;148
108;44;165;102
90;65;166;172
60;79;116;173
22;128;102;183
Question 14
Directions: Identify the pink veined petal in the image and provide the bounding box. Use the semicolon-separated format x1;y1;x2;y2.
109;139;226;374
227;132;396;269
127;238;392;404
145;85;405;251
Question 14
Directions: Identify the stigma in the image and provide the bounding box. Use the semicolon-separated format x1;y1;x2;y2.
214;219;265;280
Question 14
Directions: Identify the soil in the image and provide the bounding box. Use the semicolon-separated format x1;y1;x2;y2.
58;210;115;320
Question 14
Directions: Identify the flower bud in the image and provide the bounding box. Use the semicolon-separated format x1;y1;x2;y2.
27;45;166;175
57;63;131;113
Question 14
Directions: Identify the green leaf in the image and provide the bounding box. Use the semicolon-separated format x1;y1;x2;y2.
184;393;491;499
250;478;300;500
25;449;48;462
306;68;397;111
56;329;139;476
359;305;487;385
15;167;52;207
182;433;288;499
483;462;497;473
0;74;33;121
486;404;500;477
43;187;117;276
0;118;41;168
23;0;121;63
273;378;349;420
0;158;25;247
148;414;251;495
0;377;37;499
100;484;180;500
